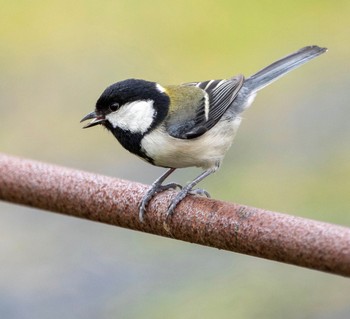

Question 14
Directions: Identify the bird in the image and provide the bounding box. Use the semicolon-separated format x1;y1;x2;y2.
81;45;327;222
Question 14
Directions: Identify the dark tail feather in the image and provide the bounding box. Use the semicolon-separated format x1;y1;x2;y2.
244;46;327;93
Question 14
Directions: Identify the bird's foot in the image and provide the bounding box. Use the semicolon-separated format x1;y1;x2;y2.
166;187;210;219
139;182;182;222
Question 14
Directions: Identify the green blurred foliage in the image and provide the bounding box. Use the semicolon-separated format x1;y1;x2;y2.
0;1;350;318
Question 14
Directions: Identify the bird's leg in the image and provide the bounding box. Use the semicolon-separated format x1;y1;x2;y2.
166;165;218;219
139;168;181;222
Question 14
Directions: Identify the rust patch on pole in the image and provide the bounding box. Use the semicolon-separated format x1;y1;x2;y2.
0;152;349;277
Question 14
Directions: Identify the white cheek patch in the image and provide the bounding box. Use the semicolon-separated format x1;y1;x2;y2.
106;100;155;134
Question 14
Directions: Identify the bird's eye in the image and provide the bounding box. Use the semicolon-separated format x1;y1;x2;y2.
109;103;119;112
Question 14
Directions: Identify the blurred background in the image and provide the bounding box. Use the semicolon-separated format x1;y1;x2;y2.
1;0;350;318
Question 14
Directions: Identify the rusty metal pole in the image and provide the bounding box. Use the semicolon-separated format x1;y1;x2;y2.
0;152;349;277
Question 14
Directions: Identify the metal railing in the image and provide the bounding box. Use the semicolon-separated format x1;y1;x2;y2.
0;153;349;277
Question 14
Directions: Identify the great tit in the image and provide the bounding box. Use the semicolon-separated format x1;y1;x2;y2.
81;45;327;222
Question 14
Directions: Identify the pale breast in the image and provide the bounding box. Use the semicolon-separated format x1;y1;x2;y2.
141;117;242;169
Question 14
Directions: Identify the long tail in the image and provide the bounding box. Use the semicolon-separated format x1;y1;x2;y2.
243;45;327;93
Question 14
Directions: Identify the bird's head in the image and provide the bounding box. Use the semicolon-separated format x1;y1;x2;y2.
81;79;170;135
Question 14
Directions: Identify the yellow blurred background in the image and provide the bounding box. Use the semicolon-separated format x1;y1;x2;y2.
1;1;350;318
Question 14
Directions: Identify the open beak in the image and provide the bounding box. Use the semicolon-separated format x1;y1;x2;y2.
80;111;105;129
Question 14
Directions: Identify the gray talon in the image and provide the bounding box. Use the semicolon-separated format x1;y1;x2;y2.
166;187;191;219
138;168;182;222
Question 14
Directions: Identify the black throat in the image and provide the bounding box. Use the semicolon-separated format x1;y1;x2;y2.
105;122;154;163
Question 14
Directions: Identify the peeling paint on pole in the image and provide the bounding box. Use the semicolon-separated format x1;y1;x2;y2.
0;153;349;277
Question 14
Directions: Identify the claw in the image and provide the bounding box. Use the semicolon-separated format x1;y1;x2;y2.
139;166;217;222
139;182;182;222
166;187;191;219
165;167;217;220
166;187;211;219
